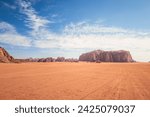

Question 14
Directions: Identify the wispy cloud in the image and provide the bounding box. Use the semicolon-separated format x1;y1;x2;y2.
17;0;53;40
63;22;128;34
1;1;16;9
33;21;150;50
0;22;31;46
0;21;16;33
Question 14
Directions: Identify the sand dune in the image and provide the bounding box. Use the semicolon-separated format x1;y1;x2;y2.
0;62;150;100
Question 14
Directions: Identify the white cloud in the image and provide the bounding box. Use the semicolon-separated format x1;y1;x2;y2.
33;21;150;50
0;22;31;46
63;22;128;34
0;22;16;33
17;0;52;40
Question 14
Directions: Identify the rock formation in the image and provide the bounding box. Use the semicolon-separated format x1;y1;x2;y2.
18;57;79;63
38;57;55;62
65;58;79;62
55;57;65;62
0;47;15;63
1;47;134;63
79;50;134;62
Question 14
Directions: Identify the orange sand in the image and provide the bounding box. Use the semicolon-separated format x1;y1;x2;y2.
0;62;150;100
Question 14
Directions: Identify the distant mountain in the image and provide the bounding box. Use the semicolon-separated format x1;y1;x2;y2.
21;57;78;62
0;47;134;63
79;50;134;62
0;47;15;63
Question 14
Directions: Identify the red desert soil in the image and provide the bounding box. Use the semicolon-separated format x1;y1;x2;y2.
0;62;150;100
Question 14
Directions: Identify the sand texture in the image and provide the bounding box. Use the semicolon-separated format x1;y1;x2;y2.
0;62;150;100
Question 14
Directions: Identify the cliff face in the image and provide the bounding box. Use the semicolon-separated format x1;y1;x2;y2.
79;50;134;62
0;47;15;63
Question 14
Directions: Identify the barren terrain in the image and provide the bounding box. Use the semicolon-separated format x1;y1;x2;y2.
0;62;150;100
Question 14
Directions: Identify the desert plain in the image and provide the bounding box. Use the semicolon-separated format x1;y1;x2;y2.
0;62;150;100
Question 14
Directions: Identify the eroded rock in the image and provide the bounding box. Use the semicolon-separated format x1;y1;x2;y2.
79;50;134;62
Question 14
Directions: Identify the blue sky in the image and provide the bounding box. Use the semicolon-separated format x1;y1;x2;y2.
0;0;150;61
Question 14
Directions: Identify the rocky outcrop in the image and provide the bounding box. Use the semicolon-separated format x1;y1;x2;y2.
56;57;65;62
18;57;55;62
19;57;78;62
65;58;79;62
38;57;55;62
0;47;15;63
79;50;134;62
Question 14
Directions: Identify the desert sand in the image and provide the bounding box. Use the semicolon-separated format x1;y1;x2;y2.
0;62;150;100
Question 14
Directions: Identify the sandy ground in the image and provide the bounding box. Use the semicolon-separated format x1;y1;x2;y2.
0;62;150;100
